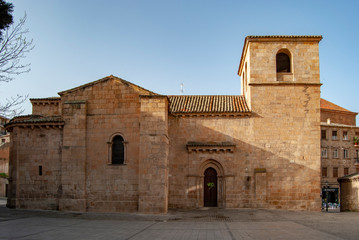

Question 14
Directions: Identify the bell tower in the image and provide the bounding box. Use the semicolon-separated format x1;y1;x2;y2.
238;36;323;210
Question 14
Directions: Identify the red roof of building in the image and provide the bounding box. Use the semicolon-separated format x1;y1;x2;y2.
168;95;250;114
320;99;355;113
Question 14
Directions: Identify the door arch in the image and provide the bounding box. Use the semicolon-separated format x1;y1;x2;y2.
204;167;218;207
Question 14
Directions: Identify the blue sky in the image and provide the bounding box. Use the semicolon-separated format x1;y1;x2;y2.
3;0;359;118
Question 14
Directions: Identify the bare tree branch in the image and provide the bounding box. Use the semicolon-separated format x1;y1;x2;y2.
0;94;28;118
0;13;34;117
0;13;34;83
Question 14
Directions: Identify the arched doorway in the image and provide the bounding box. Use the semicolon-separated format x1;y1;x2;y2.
204;167;218;207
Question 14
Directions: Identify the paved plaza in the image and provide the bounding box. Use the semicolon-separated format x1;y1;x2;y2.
0;198;358;240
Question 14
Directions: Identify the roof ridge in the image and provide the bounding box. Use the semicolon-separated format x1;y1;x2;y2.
58;75;159;96
320;98;356;114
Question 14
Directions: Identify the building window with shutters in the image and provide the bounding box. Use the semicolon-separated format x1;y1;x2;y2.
108;134;127;165
321;148;328;158
344;149;349;159
344;167;349;176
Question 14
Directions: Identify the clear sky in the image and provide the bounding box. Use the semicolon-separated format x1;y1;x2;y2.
3;0;359;119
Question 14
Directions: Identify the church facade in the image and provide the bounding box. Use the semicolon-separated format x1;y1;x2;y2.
6;36;323;213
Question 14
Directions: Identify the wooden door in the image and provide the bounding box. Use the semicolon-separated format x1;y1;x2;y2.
204;167;217;207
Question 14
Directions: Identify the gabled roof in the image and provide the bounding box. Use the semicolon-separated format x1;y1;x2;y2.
168;95;250;114
320;98;357;114
58;75;159;96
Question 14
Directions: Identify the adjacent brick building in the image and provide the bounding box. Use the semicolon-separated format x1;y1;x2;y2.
320;99;359;206
0;115;9;197
5;35;323;213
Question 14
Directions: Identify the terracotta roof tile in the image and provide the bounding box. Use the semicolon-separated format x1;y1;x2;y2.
168;95;250;114
247;35;322;39
6;115;64;127
320;98;355;113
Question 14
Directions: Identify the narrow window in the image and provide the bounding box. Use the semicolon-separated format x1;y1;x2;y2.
333;167;338;178
332;131;337;140
332;149;338;158
39;166;42;176
321;130;327;140
322;167;327;177
344;149;349;159
356;167;359;173
112;135;124;164
321;148;327;158
344;168;349;176
343;131;348;140
276;53;290;72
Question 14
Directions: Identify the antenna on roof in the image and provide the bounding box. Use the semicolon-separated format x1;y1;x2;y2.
180;83;184;95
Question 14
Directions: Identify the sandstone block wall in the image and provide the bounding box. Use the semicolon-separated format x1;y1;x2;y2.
31;99;61;116
7;127;62;210
59;78;144;212
139;96;169;213
339;177;359;211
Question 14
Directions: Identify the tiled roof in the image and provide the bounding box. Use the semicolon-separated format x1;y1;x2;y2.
247;35;322;39
6;115;64;127
30;97;61;101
320;99;356;113
168;95;250;114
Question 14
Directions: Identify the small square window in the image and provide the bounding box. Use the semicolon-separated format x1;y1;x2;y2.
332;131;338;140
333;167;338;178
343;131;348;140
332;149;339;158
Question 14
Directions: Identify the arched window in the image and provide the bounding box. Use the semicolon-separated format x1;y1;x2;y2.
276;52;291;73
111;135;124;164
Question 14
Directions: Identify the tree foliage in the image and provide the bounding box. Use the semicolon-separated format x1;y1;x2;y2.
0;0;13;38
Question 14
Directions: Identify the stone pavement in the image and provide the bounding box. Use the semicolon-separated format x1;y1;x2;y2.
0;198;358;240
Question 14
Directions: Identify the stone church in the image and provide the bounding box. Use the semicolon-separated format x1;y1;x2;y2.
5;35;323;213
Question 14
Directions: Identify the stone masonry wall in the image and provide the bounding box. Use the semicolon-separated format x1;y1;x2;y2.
7;127;62;210
139;96;169;213
339;179;359;211
32;102;61;116
59;78;144;212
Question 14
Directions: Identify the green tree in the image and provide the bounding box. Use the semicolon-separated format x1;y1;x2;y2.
0;0;13;38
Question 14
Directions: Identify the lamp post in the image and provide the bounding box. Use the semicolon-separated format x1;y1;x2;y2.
325;180;329;212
